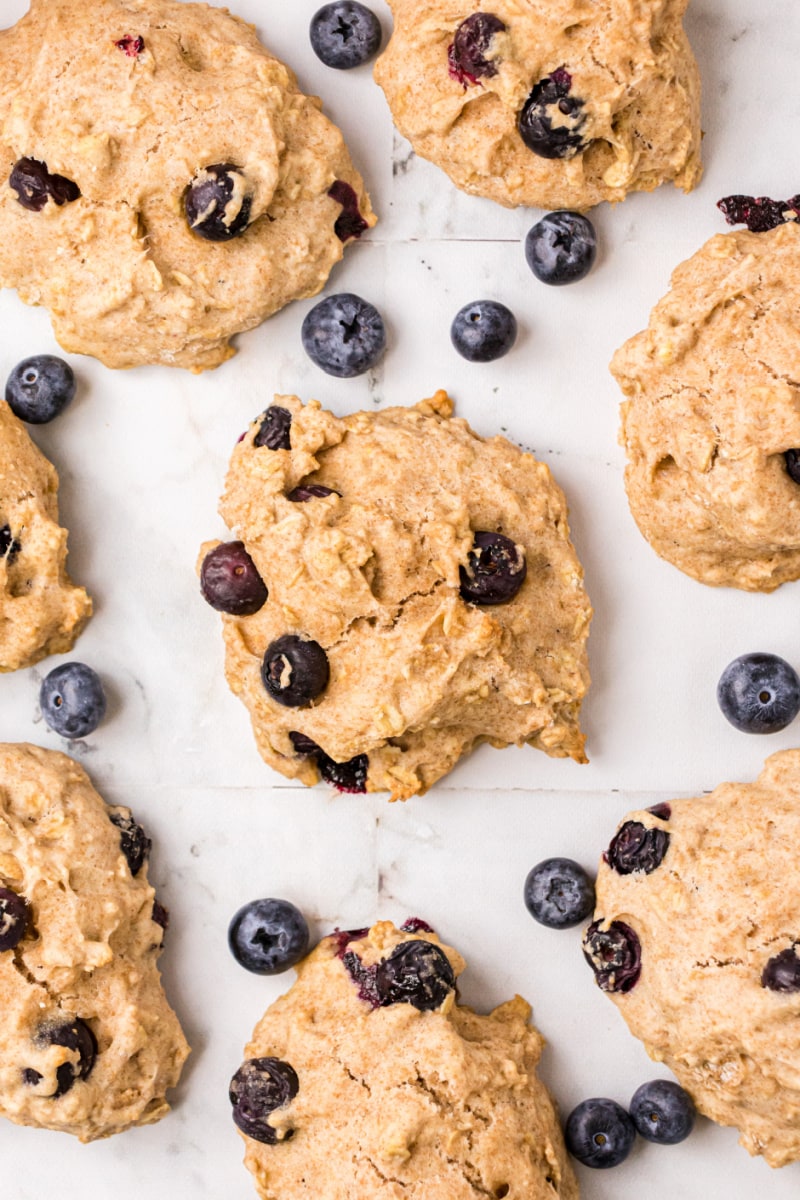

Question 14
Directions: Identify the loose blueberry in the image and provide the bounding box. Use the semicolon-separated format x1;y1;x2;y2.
34;1017;97;1098
228;898;310;975
525;211;597;286
254;405;292;450
785;449;800;484
565;1097;636;1169
328;180;369;242
762;945;800;993
717;194;800;234
262;635;330;708
109;811;152;877
583;920;642;994
375;940;455;1011
717;652;800;734
524;858;595;929
310;2;382;69
450;300;517;363
518;69;588;159
184;163;252;242
200;541;267;616
301;293;386;378
448;13;506;87
318;751;368;794
459;531;527;605
0;525;20;562
115;34;145;56
5;355;76;424
0;886;29;952
606;821;670;876
40;662;107;740
230;1057;299;1144
629;1079;696;1145
287;484;339;502
10;158;81;212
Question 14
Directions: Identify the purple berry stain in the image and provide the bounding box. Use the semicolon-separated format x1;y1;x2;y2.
328;180;368;242
447;13;506;88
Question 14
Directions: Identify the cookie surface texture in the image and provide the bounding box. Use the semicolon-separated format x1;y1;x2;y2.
0;400;91;671
205;390;592;799
234;919;579;1199
0;0;375;371
374;0;701;210
0;744;189;1140
613;223;800;591
589;749;800;1167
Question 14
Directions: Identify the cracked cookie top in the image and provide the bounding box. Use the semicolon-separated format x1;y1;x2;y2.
0;0;375;371
233;919;578;1199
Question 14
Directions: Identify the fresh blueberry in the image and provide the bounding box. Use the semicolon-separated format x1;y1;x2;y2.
328;180;369;241
518;69;588;159
10;157;81;212
200;541;267;616
565;1097;636;1169
0;886;29;951
524;858;595;929
525;211;597;286
448;13;506;87
6;355;76;424
310;2;382;69
583;920;642;994
629;1079;696;1145
716;652;800;734
184;163;252;241
606;821;670;876
40;662;107;739
450;300;517;363
375;940;455;1011
301;293;386;378
228;898;310;975
33;1017;97;1098
262;635;330;708
287;484;339;502
229;1057;299;1144
459;531;527;605
718;194;800;234
254;405;292;450
109;811;152;876
762;945;800;993
0;525;20;562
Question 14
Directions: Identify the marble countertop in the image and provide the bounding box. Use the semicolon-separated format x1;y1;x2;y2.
2;0;800;1197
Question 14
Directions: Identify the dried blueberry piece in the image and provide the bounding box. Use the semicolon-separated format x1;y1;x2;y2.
328;180;369;241
230;1057;299;1144
228;898;310;975
310;2;382;69
785;450;800;484
565;1097;636;1169
400;917;434;934
762;945;800;993
262;635;330;708
288;731;322;756
109;811;152;877
40;662;107;739
34;1018;97;1097
583;920;642;994
6;354;76;424
606;821;670;876
115;34;145;56
376;940;455;1011
22;1068;42;1086
318;751;368;794
200;541;267;616
301;293;386;378
254;406;292;450
10;158;81;212
0;525;20;563
0;886;29;952
448;13;506;87
648;802;671;820
287;484;340;502
717;194;799;234
184;163;252;242
518;69;588;160
629;1079;695;1145
459;531;527;605
524;858;595;929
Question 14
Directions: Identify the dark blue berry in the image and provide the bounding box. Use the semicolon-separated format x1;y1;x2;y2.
109;811;151;876
200;541;267;615
785;450;800;483
525;211;597;286
518;69;588;159
0;525;20;562
289;730;321;756
400;917;435;934
450;300;517;363
184;163;252;242
287;732;368;792
301;293;386;378
565;1098;636;1169
6;355;76;424
328;180;369;241
230;1057;299;1144
717;652;800;734
310;2;382;69
34;1018;97;1098
262;635;330;708
287;484;339;502
583;920;642;994
342;949;381;1006
718;194;800;234
228;898;310;975
606;821;670;876
523;858;595;929
10;158;80;212
254;405;292;450
0;886;29;951
375;940;455;1011
152;899;169;932
629;1079;696;1145
762;945;800;993
448;13;506;86
40;662;107;739
459;531;527;605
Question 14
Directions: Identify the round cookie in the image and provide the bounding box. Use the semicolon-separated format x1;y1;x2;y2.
613;222;800;591
0;398;91;671
0;743;189;1141
0;0;375;372
374;0;701;210
585;749;800;1167
201;390;592;799
232;919;578;1199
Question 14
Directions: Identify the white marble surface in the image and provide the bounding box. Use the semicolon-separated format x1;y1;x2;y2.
1;0;800;1196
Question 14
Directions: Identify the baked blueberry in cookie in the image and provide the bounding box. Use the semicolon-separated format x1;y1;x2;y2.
0;886;29;951
184;163;253;242
230;1058;299;1144
262;636;330;708
518;69;588;160
448;13;506;87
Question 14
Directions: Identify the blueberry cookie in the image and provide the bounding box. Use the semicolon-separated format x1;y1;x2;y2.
0;0;375;372
585;750;800;1167
231;919;578;1199
0;398;91;671
0;743;189;1140
613;222;800;590
374;0;701;210
199;390;592;799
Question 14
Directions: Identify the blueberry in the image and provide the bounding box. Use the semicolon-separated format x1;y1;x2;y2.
254;405;292;450
33;1017;97;1098
629;1079;696;1145
0;886;29;951
583;920;642;994
718;194;800;234
288;730;322;756
152;899;169;932
0;525;20;562
262;635;330;708
200;541;267;616
375;940;455;1011
342;949;381;1006
450;300;517;363
108;810;151;876
525;211;597;286
6;355;76;424
518;69;588;160
606;821;670;876
716;652;800;734
10;157;81;212
301;293;386;378
328;180;369;242
400;917;435;934
229;1057;299;1144
287;484;339;502
565;1098;636;1169
762;945;800;993
448;13;506;87
318;751;368;793
524;858;595;929
114;34;145;57
184;163;252;242
228;898;310;975
40;662;107;739
310;2;382;69
785;449;800;484
459;531;527;605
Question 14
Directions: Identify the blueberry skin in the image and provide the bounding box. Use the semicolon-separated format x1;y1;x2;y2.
230;1057;299;1143
459;531;527;605
33;1018;97;1098
40;663;107;739
228;898;310;975
762;945;800;992
717;652;800;734
184;163;251;241
200;541;268;616
301;293;386;378
254;405;292;450
108;811;152;876
565;1097;636;1169
524;858;595;929
0;886;30;951
6;355;76;423
9;158;81;212
525;211;597;286
450;300;517;363
629;1079;696;1145
310;2;382;69
262;635;330;708
375;940;455;1011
